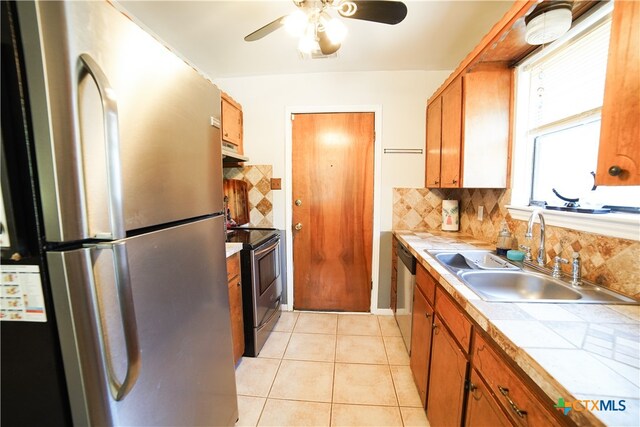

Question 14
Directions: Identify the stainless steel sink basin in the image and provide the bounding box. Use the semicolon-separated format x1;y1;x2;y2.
459;270;582;302
433;250;519;271
427;249;638;304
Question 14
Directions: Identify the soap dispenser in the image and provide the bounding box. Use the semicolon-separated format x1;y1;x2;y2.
496;221;513;256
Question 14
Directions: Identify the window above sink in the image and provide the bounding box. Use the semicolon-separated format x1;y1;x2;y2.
509;1;640;241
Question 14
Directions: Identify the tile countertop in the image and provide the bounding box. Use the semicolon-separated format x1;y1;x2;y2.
394;230;640;427
225;242;243;258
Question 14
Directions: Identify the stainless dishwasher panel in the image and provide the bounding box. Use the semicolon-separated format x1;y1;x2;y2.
395;241;416;353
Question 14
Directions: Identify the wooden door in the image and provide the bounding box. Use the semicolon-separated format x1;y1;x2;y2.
292;112;374;312
465;369;511;427
426;315;469;427
425;98;442;188
441;76;463;188
596;0;639;185
410;286;434;406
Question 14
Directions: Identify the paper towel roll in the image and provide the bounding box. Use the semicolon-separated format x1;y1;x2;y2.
442;200;459;231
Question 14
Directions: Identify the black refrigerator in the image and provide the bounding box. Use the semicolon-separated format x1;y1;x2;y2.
1;1;238;425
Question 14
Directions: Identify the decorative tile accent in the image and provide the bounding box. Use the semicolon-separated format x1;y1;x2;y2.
392;187;640;299
224;165;273;227
392;188;449;230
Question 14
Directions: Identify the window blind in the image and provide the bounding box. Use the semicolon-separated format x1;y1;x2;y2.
526;16;612;131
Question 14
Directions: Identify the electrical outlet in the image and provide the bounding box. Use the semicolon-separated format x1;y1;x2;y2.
478;206;484;221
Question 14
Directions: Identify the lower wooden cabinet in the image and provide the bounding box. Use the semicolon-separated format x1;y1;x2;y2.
426;314;469;427
410;285;434;406
226;253;244;364
466;368;511;427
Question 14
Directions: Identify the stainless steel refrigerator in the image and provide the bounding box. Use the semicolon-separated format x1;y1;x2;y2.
2;1;238;425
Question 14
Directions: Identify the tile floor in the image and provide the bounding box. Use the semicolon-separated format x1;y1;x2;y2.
234;311;431;427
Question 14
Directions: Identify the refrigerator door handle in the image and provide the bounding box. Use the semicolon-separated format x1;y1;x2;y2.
91;241;141;401
76;53;126;240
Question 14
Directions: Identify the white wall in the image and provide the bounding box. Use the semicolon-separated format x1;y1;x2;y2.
216;70;451;310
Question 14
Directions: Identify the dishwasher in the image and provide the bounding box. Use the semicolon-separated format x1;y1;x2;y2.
395;240;416;352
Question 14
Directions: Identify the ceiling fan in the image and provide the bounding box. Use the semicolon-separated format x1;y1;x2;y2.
244;0;408;56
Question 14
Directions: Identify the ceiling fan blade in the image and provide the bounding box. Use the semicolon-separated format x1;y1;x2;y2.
318;30;341;55
339;1;407;25
244;16;287;41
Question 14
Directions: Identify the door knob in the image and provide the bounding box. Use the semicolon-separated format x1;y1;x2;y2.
295;199;302;206
608;165;623;177
294;223;303;231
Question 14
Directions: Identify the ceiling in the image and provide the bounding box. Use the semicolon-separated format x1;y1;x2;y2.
115;1;515;79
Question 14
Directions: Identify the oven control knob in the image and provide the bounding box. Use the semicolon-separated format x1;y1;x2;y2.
294;223;303;231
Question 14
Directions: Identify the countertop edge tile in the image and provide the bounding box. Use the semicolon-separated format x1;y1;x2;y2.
225;242;243;258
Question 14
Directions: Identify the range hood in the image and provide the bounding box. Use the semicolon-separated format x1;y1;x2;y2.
222;146;249;163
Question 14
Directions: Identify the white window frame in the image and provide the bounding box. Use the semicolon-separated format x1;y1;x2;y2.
507;2;640;241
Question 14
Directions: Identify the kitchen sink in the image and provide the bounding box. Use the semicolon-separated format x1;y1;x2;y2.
434;251;519;272
427;250;638;304
459;270;582;302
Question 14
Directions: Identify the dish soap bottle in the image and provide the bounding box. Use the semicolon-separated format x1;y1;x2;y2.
496;221;512;256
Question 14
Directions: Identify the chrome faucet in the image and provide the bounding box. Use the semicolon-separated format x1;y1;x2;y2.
525;209;546;267
571;252;582;286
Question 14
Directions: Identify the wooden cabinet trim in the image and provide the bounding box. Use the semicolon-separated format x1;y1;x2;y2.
435;286;472;354
226;252;241;282
226;253;244;364
416;263;436;306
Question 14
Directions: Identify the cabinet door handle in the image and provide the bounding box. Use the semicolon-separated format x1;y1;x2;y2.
498;385;527;418
452;179;458;184
608;165;623;177
432;323;438;331
434;180;439;185
425;312;431;319
237;281;241;287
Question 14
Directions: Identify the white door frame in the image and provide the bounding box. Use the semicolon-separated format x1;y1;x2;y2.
283;105;383;314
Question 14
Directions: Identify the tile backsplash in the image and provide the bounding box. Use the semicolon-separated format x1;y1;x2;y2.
393;187;640;299
224;165;273;227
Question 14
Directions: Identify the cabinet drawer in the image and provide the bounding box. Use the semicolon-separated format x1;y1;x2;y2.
435;287;472;353
416;264;436;306
226;253;240;282
473;332;558;427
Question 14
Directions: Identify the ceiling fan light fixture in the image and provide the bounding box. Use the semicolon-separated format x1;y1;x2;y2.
284;10;309;37
323;17;348;44
525;1;573;45
298;29;317;54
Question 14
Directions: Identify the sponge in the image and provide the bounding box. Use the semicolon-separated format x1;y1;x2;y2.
506;250;525;262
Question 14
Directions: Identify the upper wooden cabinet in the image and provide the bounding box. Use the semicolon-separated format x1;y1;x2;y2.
596;0;640;186
440;76;463;188
425;67;511;189
221;91;243;155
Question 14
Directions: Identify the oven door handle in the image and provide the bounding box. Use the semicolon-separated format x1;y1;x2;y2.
254;236;280;259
